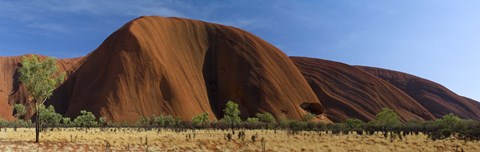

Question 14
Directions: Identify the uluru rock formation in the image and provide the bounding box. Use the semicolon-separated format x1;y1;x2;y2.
290;57;436;122
46;16;326;122
357;66;480;120
0;55;81;121
1;16;479;123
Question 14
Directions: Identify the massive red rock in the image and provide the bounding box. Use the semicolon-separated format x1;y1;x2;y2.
290;57;436;122
1;16;478;123
0;55;81;121
49;16;327;122
357;66;480;120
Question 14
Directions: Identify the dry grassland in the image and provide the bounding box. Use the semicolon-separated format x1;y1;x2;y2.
0;128;479;151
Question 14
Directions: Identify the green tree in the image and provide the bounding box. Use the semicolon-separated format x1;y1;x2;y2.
152;115;166;127
436;113;461;129
374;108;399;130
13;104;27;119
137;116;151;130
19;55;65;142
152;115;177;128
73;110;98;128
302;112;315;122
246;117;259;123
38;105;62;128
192;112;210;128
345;118;364;130
222;101;241;134
98;117;107;127
62;117;71;126
256;112;276;129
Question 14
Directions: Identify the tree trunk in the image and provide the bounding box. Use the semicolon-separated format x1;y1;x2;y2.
35;103;39;143
231;122;234;135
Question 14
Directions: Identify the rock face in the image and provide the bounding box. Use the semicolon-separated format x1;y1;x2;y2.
1;16;478;123
357;66;480;120
291;57;436;122
0;55;81;121
50;16;326;122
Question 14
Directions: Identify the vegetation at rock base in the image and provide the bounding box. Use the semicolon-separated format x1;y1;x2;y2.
1;101;480;143
192;112;210;128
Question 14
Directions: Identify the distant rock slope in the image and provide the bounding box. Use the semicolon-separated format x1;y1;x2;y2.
357;66;480;120
291;57;436;122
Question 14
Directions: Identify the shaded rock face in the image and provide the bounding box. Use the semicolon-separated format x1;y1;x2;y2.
291;57;436;122
357;66;480;120
52;16;325;122
0;56;81;121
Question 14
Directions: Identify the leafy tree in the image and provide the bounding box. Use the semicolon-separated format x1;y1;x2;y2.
73;110;97;128
436;113;461;129
98;117;107;127
38;105;62;128
153;115;177;127
278;117;291;129
13;104;27;119
152;115;166;127
345;118;364;130
62;117;71;126
19;55;65;142
246;117;259;123
256;112;276;129
256;112;276;124
0;119;9;128
302;112;315;122
222;101;241;133
192;112;210;128
137;116;151;127
288;120;308;134
14;119;32;128
374;108;399;130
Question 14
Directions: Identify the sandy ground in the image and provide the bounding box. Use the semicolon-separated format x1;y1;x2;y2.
0;128;479;152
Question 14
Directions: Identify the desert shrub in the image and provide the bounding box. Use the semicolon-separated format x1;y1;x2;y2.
152;115;178;128
0;119;9;128
256;112;276;124
316;122;327;132
62;117;72;127
435;113;461;129
288;120;308;134
13;119;32;128
152;115;166;127
13;104;27;119
98;117;107;127
137;116;151;127
305;122;317;131
39;105;62;128
222;101;241;133
212;120;230;130
73;110;97;128
373;108;399;131
256;112;276;129
192;112;210;128
302;112;315;122
246;117;259;123
278;117;291;129
327;123;344;135
242;117;261;129
222;101;241;124
344;118;364;131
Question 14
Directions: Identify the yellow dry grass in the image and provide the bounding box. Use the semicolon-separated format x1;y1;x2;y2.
0;128;479;151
